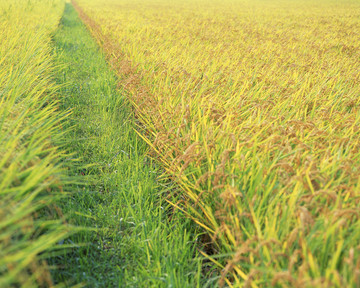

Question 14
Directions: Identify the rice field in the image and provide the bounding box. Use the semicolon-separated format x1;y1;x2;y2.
73;0;360;286
2;0;360;286
0;0;75;286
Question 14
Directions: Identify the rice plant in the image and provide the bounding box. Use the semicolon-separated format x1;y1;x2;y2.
73;0;360;286
0;1;76;286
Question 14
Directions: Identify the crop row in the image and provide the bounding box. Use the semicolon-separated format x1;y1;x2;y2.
0;1;73;286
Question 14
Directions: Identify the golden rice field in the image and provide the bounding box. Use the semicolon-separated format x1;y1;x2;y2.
74;0;360;286
0;0;72;286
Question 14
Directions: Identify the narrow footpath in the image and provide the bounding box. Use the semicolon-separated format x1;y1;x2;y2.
50;4;205;287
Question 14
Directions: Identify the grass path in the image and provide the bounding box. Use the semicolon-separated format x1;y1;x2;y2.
50;3;206;287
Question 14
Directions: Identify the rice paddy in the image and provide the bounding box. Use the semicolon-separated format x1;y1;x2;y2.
1;0;360;286
0;0;73;286
73;0;360;286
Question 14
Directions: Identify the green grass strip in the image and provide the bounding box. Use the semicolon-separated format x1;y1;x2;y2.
50;3;209;287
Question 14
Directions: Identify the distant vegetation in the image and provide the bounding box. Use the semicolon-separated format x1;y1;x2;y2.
74;0;360;286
